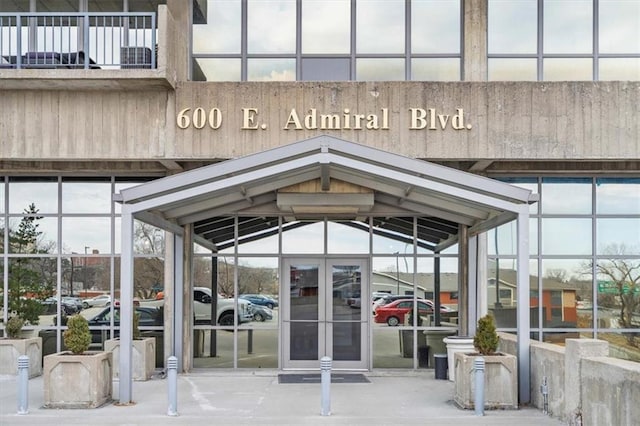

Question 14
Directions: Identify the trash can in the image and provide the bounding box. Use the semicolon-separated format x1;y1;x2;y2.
434;353;448;380
418;346;430;368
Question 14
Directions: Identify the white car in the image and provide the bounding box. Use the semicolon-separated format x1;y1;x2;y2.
82;294;111;308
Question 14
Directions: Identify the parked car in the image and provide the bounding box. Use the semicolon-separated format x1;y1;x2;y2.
82;294;111;308
62;296;84;312
374;299;454;326
251;305;273;322
44;297;78;315
346;291;361;309
239;294;278;309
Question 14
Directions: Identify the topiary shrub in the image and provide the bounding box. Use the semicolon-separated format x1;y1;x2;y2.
474;314;499;355
63;314;92;354
5;316;24;339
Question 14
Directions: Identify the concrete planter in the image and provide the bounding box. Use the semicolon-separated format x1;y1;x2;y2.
104;337;155;381
453;351;518;410
443;336;474;382
43;351;112;408
0;336;42;377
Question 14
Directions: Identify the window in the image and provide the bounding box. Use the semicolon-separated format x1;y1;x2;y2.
192;0;462;81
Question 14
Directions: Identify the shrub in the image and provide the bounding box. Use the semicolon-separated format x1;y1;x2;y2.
133;311;141;340
474;314;499;355
63;314;92;354
5;316;24;339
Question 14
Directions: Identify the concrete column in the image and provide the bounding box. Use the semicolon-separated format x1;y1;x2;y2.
181;224;194;371
458;224;469;336
564;339;609;422
463;0;488;81
476;232;488;319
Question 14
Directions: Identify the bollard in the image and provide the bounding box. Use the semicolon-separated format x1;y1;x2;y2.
474;357;485;416
320;356;332;416
167;356;179;416
17;356;29;415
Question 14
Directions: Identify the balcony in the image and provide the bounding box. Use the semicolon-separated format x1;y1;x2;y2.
0;10;181;90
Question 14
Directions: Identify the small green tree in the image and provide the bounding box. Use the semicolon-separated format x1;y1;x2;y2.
5;316;24;339
474;314;499;355
63;314;92;354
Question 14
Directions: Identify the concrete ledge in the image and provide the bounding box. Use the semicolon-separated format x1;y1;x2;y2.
0;337;42;377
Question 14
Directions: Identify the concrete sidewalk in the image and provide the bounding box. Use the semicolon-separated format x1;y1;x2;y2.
0;370;564;426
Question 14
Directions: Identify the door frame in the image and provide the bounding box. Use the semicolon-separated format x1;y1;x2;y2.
281;256;370;370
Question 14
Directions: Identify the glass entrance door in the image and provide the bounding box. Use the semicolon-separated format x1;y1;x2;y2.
282;258;368;369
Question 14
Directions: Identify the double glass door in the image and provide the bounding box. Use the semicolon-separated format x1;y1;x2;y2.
282;258;368;369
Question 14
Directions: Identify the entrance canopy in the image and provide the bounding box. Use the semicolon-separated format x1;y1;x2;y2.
117;136;536;250
115;136;537;403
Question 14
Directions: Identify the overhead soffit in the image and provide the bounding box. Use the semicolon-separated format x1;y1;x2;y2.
118;136;537;251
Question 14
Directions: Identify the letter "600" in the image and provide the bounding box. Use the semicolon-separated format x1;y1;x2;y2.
176;107;222;129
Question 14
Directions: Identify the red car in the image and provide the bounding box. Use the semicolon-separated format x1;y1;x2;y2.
374;299;452;326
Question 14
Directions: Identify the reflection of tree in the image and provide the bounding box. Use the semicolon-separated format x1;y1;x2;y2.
213;259;277;297
584;244;640;347
133;223;165;299
4;204;56;324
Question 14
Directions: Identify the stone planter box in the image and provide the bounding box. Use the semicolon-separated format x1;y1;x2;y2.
453;351;518;410
0;336;42;377
104;337;155;381
43;351;112;408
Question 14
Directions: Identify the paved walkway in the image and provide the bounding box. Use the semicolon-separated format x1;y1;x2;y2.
0;370;565;425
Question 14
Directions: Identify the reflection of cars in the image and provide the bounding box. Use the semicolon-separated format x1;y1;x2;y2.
44;298;77;315
62;296;84;312
82;294;111;308
251;305;273;322
374;299;453;326
346;292;361;309
239;294;278;309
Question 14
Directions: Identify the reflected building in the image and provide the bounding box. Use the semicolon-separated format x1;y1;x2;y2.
0;0;639;407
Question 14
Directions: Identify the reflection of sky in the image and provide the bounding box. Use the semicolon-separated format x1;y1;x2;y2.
412;0;460;53
10;182;58;214
542;218;592;255
488;0;537;54
248;0;295;53
544;0;592;54
599;1;640;53
193;0;240;54
302;0;350;54
357;0;405;53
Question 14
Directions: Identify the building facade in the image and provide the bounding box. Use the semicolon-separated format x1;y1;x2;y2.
1;0;639;405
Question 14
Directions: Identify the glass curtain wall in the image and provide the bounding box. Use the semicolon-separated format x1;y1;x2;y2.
192;0;462;81
488;0;640;81
490;177;640;362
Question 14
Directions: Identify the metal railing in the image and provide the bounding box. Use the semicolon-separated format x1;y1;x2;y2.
0;12;156;70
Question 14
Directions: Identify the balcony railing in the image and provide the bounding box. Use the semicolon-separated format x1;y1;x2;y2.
0;12;156;70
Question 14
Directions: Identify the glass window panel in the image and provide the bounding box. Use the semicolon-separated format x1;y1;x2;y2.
599;58;640;81
282;221;324;254
0;178;4;213
8;216;58;254
487;0;537;54
372;256;415;296
133;221;164;255
62;181;111;213
248;0;296;53
488;219;538;256
327;221;369;254
193;329;234;367
543;58;592;80
0;218;4;254
542;218;592;255
372;226;413;254
62;256;111;296
541;178;592;214
596;257;640;340
411;58;460;81
488;58;538;81
8;257;57;324
302;0;350;54
599;0;640;54
9;180;58;214
597;219;640;255
357;0;405;54
238;218;279;254
62;217;111;255
301;57;351;80
372;328;413;368
247;58;296;81
599;332;640;362
237;257;279;298
195;58;241;81
488;260;539;326
540;259;591;330
134;257;164;300
356;58;404;81
215;256;236;298
193;0;241;54
237;329;278;368
596;178;640;214
412;0;461;54
544;0;592;54
333;322;361;361
498;179;539;214
332;263;362;321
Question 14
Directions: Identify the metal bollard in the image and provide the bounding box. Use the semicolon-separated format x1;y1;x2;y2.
167;356;179;416
17;356;29;415
474;357;485;416
320;356;332;416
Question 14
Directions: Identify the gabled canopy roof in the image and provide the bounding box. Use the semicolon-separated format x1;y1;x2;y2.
116;136;537;251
